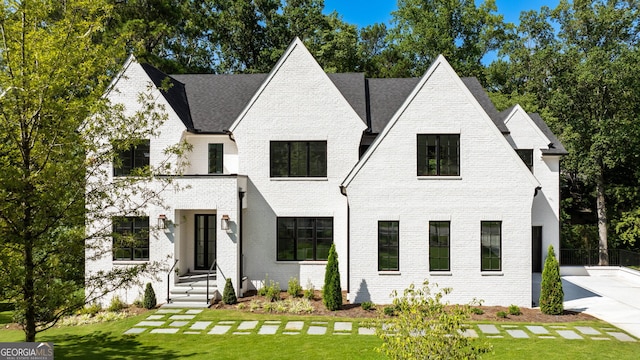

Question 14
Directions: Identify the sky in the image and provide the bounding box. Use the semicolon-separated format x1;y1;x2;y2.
323;0;560;28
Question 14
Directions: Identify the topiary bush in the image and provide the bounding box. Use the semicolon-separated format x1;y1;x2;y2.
322;243;342;311
143;283;157;309
222;278;237;305
540;245;564;315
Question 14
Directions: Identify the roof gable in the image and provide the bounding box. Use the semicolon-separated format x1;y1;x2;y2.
140;63;194;130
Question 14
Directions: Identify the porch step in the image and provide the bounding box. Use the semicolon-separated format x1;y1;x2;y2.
165;273;219;308
177;272;216;283
160;302;211;309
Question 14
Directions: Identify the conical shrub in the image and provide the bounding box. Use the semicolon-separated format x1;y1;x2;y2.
540;245;564;315
222;278;237;305
143;283;157;309
323;243;342;310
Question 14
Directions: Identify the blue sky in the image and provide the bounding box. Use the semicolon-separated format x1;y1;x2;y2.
323;0;560;28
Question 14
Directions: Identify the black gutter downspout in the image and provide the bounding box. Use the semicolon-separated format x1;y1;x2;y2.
339;186;350;296
238;190;245;297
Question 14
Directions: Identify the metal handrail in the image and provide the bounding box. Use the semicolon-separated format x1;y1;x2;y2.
206;260;217;304
166;259;179;304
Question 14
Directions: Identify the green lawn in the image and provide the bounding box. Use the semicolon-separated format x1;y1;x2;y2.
1;310;639;359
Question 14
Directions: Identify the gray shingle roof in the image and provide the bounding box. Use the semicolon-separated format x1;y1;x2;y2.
141;64;194;130
367;78;420;133
528;113;569;155
461;77;510;134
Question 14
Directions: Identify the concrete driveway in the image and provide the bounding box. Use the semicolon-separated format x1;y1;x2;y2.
533;267;640;338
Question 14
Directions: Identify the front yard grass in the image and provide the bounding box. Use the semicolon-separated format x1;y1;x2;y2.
0;309;639;359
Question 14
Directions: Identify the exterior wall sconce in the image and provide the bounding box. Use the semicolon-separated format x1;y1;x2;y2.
221;214;230;231
158;214;167;229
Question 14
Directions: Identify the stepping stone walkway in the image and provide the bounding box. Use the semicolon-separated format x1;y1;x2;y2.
122;309;638;342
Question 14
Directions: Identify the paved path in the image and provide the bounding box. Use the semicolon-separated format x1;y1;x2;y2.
123;309;636;341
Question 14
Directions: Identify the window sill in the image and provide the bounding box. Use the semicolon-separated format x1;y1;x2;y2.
378;271;401;276
481;272;504;276
417;176;462;180
271;177;328;181
429;271;452;276
113;261;149;266
275;260;328;265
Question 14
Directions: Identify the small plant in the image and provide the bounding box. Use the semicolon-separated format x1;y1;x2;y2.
236;302;246;310
132;298;144;308
78;303;102;316
323;243;342;311
383;306;396;316
470;307;484;315
496;311;508;318
249;300;262;312
262;301;275;312
304;280;315;300
508;304;521;316
222;278;238;305
258;274;280;302
361;301;375;311
287;277;302;297
107;295;126;312
143;283;157;309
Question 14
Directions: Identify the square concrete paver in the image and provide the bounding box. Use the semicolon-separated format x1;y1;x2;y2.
285;321;304;331
506;330;529;339
526;326;549;335
190;321;212;330
358;327;376;335
150;328;179;334
238;321;259;330
477;324;500;334
557;330;583;340
264;320;281;324
218;321;236;325
283;332;300;335
208;325;231;335
258;325;279;335
576;326;601;335
334;322;352;332
169;321;189;327
308;326;327;335
124;328;146;334
459;329;478;338
185;310;203;315
156;309;183;314
607;332;636;342
146;315;164;320
136;321;165;327
169;315;195;320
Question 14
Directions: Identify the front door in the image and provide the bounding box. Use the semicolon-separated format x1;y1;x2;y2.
195;214;216;270
532;226;542;273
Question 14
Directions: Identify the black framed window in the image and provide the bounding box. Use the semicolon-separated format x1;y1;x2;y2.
429;221;450;271
516;149;533;172
417;134;460;176
113;140;150;176
277;217;333;261
113;216;149;261
208;143;223;174
481;221;501;271
270;141;327;177
378;221;399;271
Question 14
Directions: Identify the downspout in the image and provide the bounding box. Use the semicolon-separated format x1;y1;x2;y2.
339;186;350;298
238;190;245;297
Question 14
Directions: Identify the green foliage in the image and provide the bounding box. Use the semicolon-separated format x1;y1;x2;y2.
496;311;508;319
222;278;238;305
322;244;342;311
383;306;396;317
540;245;564;315
107;296;127;312
471;307;484;315
258;275;280;302
287;277;302;298
375;281;492;359
508;304;522;316
143;283;157;310
361;301;375;311
78;303;102;317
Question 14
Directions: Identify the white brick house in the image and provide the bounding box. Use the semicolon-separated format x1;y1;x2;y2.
86;38;566;308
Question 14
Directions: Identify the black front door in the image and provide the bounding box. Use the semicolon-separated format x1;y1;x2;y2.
532;226;543;273
195;214;216;270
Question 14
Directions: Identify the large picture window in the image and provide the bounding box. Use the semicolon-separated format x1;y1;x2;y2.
208;143;223;174
113;216;149;261
113;140;150;176
270;141;327;177
417;134;460;176
429;221;450;271
378;221;399;271
277;217;333;261
481;221;501;271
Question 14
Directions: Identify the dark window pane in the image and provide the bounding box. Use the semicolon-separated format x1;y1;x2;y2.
112;216;149;261
277;218;295;260
277;217;333;261
270;142;289;177
114;140;150;177
417;135;460;176
208;144;223;174
270;141;326;177
378;221;399;271
289;142;308;177
429;221;450;271
308;142;327;177
516;149;533;172
481;221;501;271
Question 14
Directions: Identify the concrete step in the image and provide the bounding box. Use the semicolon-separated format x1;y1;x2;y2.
170;286;218;295
160;302;210;309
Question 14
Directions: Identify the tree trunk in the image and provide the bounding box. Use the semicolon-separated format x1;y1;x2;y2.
596;163;608;266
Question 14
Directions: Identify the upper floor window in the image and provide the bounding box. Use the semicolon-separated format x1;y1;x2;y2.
113;216;149;261
417;134;460;176
277;217;333;261
516;149;533;172
113;140;150;177
481;221;501;271
208;143;223;174
378;221;399;271
270;141;327;177
429;221;450;271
